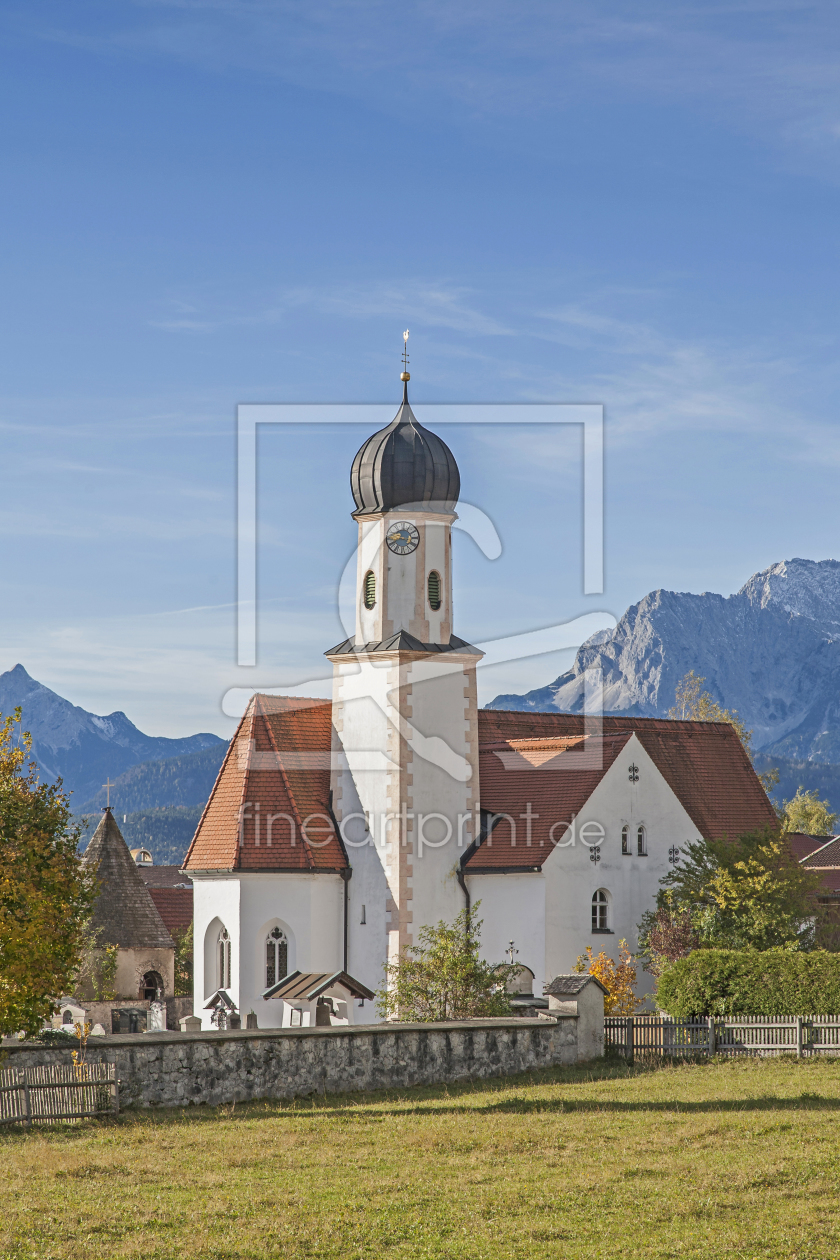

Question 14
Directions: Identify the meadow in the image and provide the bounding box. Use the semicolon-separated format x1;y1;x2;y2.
1;1056;838;1259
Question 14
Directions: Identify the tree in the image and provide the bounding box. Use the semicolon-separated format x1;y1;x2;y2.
637;893;701;978
173;923;194;996
778;787;838;837
669;671;779;792
0;710;96;1037
73;925;118;1001
573;940;642;1014
657;826;823;952
376;905;516;1021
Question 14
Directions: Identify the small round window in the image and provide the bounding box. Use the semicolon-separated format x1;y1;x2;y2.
428;570;442;611
363;570;376;610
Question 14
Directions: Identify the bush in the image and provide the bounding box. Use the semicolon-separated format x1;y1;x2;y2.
656;948;840;1016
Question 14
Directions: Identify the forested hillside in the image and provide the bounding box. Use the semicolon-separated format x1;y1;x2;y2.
75;742;228;814
75;805;203;866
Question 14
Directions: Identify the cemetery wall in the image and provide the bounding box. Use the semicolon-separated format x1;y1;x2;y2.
3;1015;585;1109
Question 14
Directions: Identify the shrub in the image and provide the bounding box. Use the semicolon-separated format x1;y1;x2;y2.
656;948;840;1016
376;905;515;1021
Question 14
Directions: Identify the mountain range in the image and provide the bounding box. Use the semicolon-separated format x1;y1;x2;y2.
0;664;225;805
488;558;840;808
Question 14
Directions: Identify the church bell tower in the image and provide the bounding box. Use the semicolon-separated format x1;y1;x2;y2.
326;338;482;982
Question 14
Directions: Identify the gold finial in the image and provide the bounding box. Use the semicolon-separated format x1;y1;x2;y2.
400;329;410;381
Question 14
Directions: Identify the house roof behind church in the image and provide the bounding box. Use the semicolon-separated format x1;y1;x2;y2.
82;809;174;949
465;712;777;871
800;836;840;867
788;832;834;863
183;696;347;872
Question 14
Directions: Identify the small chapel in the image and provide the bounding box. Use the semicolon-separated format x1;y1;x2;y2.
82;807;175;1000
184;365;776;1027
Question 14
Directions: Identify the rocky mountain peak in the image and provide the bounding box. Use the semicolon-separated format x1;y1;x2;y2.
738;558;840;626
487;558;840;763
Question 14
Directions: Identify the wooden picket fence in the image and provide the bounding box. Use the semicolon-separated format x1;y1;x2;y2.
605;1014;840;1061
0;1062;118;1125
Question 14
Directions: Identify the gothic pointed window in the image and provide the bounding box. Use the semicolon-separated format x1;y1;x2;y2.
428;570;442;611
218;928;231;990
637;825;647;856
363;571;376;610
266;927;288;988
621;824;630;855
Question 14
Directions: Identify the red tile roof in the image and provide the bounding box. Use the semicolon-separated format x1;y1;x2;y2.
466;733;634;870
788;833;834;863
148;887;193;935
466;711;777;872
139;866;193;889
183;696;346;872
184;702;775;876
800;836;840;868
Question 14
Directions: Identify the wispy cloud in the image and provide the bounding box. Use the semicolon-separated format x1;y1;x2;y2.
15;1;840;174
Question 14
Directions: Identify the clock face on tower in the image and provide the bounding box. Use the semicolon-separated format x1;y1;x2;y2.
386;521;420;555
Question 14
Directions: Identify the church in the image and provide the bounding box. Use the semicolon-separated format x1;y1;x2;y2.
184;369;776;1028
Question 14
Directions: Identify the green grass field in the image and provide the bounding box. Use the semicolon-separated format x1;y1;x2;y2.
2;1056;839;1259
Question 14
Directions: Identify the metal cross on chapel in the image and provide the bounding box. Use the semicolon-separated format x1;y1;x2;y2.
102;778;115;808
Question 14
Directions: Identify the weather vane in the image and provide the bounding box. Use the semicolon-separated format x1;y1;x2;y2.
400;329;410;381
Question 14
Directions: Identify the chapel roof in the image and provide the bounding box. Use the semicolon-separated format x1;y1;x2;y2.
183;696;347;873
81;809;174;950
349;386;460;516
544;974;608;997
464;711;778;872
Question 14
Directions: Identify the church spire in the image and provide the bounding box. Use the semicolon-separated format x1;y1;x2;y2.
400;329;410;402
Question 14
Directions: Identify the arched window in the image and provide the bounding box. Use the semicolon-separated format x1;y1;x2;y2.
141;970;164;1001
637;825;647;856
363;570;376;609
427;570;442;611
592;890;609;932
265;927;288;988
218;928;231;990
621;824;630;855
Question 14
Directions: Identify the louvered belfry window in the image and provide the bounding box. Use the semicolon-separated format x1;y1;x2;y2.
363;570;376;609
266;927;288;988
428;570;442;611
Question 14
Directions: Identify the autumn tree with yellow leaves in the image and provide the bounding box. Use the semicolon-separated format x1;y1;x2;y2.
574;940;643;1015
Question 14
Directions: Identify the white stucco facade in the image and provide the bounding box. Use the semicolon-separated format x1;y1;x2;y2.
192;872;344;1030
464;733;703;1002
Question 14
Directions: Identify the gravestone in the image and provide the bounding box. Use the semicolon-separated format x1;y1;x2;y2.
148;1001;167;1032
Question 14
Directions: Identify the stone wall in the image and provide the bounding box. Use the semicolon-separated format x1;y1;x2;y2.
4;1015;587;1109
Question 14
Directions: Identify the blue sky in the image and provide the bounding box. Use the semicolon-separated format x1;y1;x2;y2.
2;1;840;737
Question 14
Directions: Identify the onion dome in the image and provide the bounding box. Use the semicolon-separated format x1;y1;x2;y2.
350;382;460;515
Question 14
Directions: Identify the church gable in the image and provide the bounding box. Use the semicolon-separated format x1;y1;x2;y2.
466;711;776;872
184;695;346;873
